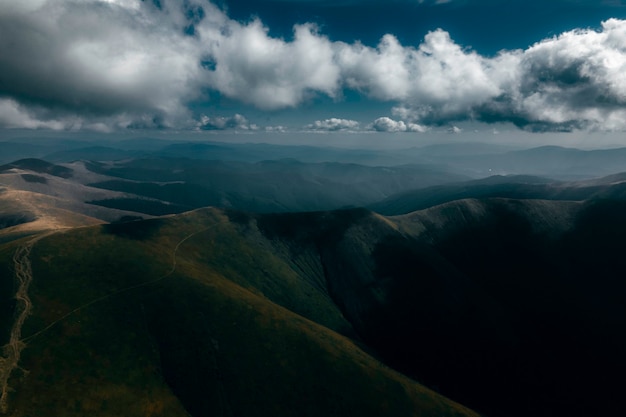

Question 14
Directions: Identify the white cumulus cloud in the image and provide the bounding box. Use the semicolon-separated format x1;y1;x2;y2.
265;125;287;132
197;114;257;130
2;1;626;132
305;118;360;131
201;21;341;110
370;117;427;132
0;99;66;130
0;0;205;129
337;19;626;131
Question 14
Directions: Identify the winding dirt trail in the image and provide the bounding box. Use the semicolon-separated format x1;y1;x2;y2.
0;219;223;414
21;221;223;345
0;232;52;414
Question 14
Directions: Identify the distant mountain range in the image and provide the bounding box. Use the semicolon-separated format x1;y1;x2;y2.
4;153;626;221
4;137;626;178
0;157;467;218
370;172;626;215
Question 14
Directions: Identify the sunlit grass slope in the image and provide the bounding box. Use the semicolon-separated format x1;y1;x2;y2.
1;208;479;417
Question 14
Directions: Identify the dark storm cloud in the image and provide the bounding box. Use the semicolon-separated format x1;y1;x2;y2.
1;1;626;132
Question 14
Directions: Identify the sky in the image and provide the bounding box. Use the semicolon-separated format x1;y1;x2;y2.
2;0;626;147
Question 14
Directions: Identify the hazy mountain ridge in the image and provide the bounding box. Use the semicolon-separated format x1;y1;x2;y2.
82;157;468;214
370;172;626;215
4;138;626;178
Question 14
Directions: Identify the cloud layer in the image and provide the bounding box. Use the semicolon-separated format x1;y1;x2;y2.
2;0;626;131
305;118;360;131
370;117;427;133
197;114;257;130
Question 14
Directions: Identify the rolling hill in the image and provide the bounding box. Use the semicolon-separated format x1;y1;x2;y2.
83;157;468;213
1;156;468;219
0;208;480;417
0;160;163;230
1;194;626;416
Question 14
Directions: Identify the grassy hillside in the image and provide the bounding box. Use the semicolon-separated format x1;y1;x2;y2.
0;159;73;179
4;196;626;417
250;200;626;417
0;208;479;417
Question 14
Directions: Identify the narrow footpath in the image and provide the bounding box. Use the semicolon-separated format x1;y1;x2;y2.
0;219;223;414
0;233;50;414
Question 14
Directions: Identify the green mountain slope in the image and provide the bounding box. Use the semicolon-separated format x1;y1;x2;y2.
0;208;479;417
4;196;626;417
242;200;626;417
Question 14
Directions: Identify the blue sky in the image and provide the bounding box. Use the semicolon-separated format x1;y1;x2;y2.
1;0;626;145
223;0;626;54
